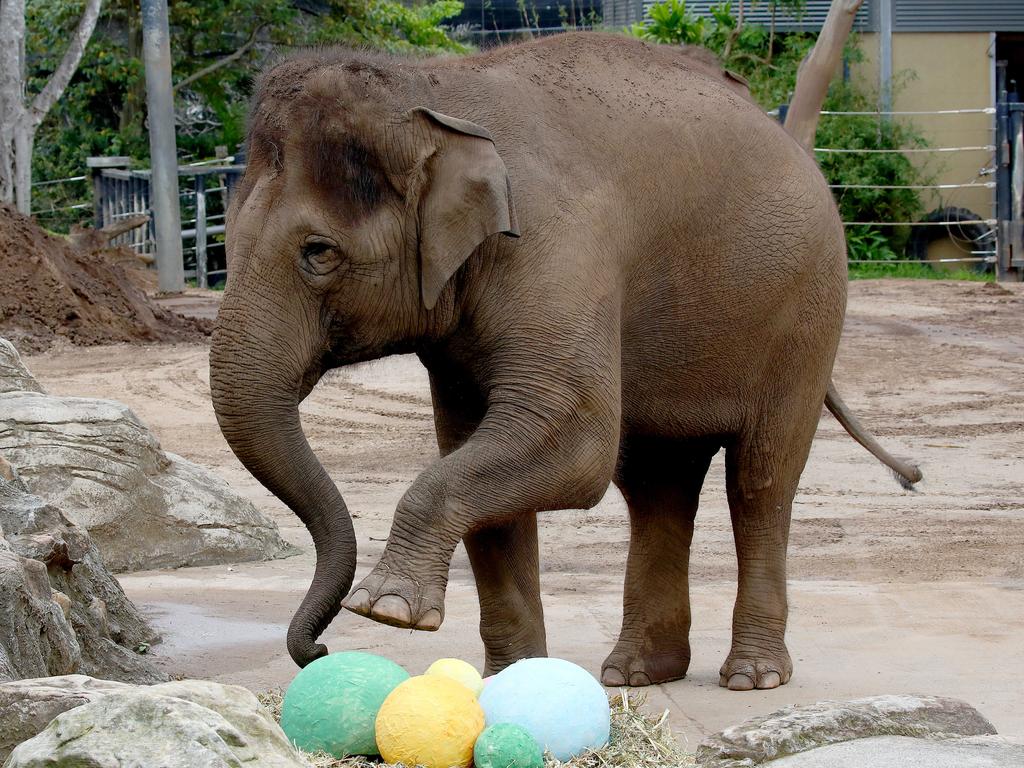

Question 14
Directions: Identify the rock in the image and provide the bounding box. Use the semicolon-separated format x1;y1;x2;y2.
0;476;162;688
3;680;311;768
0;543;78;684
147;680;309;768
0;340;42;395
696;694;998;768
0;675;132;762
763;735;1024;767
0;391;294;572
52;591;71;618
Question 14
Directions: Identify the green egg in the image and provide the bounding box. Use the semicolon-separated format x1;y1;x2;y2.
473;723;545;768
280;651;409;757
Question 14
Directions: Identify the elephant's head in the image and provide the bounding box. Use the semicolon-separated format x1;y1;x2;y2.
209;56;519;667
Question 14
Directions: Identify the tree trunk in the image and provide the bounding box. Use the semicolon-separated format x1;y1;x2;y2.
13;124;31;214
784;0;865;154
0;0;27;205
0;0;102;212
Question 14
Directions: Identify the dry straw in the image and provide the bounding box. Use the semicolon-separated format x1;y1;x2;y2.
257;688;695;768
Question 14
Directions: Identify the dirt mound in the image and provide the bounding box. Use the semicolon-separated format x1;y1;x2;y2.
0;205;210;353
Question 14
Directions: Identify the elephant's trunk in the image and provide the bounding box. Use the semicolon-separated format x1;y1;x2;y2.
209;301;355;668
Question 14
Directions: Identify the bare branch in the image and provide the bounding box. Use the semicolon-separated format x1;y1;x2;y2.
69;213;150;250
784;0;864;153
172;24;266;94
27;0;103;128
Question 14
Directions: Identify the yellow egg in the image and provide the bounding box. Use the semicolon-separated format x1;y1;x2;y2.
425;658;484;697
375;675;484;768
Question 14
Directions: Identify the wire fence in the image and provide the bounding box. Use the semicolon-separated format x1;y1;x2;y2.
805;102;1003;270
23;99;1021;280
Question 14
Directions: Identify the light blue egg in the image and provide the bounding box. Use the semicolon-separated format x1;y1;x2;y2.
478;657;610;760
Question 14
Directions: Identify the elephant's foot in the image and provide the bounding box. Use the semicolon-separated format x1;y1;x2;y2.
601;639;691;687
342;562;447;631
718;644;792;691
482;634;548;676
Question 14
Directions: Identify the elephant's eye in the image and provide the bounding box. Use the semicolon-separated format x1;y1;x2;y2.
300;236;342;277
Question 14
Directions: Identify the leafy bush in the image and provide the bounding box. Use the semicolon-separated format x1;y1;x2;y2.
628;0;932;260
628;0;707;44
843;225;897;262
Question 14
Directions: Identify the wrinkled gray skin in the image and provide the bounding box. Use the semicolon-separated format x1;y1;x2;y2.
210;34;921;692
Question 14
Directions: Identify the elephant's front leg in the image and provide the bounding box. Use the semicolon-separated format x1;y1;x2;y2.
465;516;547;674
343;356;620;631
421;368;547;668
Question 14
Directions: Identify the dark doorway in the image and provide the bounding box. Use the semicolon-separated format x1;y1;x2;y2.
996;33;1024;99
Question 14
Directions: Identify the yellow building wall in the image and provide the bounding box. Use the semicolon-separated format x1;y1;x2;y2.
852;32;994;221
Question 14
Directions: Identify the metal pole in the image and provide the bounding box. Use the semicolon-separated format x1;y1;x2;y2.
194;174;208;289
141;0;184;293
878;0;893;115
995;61;1012;281
1011;106;1023;278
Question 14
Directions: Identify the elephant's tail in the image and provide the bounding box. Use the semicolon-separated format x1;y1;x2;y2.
825;380;923;490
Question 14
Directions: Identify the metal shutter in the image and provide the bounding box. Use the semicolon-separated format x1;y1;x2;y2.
894;0;1024;32
681;0;872;32
603;0;648;29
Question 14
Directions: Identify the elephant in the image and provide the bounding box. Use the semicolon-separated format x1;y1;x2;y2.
209;32;921;692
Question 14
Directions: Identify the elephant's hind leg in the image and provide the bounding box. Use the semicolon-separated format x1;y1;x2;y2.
602;437;717;687
720;406;820;691
465;514;548;675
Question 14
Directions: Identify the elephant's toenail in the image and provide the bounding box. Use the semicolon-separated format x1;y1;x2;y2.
601;667;627;687
417;608;443;631
757;671;781;689
727;673;755;691
371;594;413;627
628;671;652;687
342;588;372;614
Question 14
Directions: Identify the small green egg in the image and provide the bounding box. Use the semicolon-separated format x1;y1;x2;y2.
473;723;545;768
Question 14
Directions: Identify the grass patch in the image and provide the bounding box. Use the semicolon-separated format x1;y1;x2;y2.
257;689;694;768
848;262;994;281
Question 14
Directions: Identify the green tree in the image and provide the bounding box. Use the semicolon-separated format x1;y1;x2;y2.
26;0;467;228
1;0;101;213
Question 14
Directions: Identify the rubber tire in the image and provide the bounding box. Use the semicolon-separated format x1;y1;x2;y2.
907;207;991;273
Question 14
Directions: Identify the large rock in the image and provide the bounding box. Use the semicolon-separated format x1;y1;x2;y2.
765;735;1024;767
0;340;42;394
3;679;311;768
0;675;132;762
0;473;162;689
696;694;998;768
0;390;293;572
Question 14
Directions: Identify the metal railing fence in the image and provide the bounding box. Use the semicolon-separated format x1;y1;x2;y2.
87;157;245;288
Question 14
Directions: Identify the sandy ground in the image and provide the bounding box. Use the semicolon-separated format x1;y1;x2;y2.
24;279;1024;749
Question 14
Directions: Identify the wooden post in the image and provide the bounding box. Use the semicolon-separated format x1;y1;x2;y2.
86;156;129;229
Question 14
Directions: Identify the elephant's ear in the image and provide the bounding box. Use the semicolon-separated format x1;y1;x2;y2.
410;107;519;310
